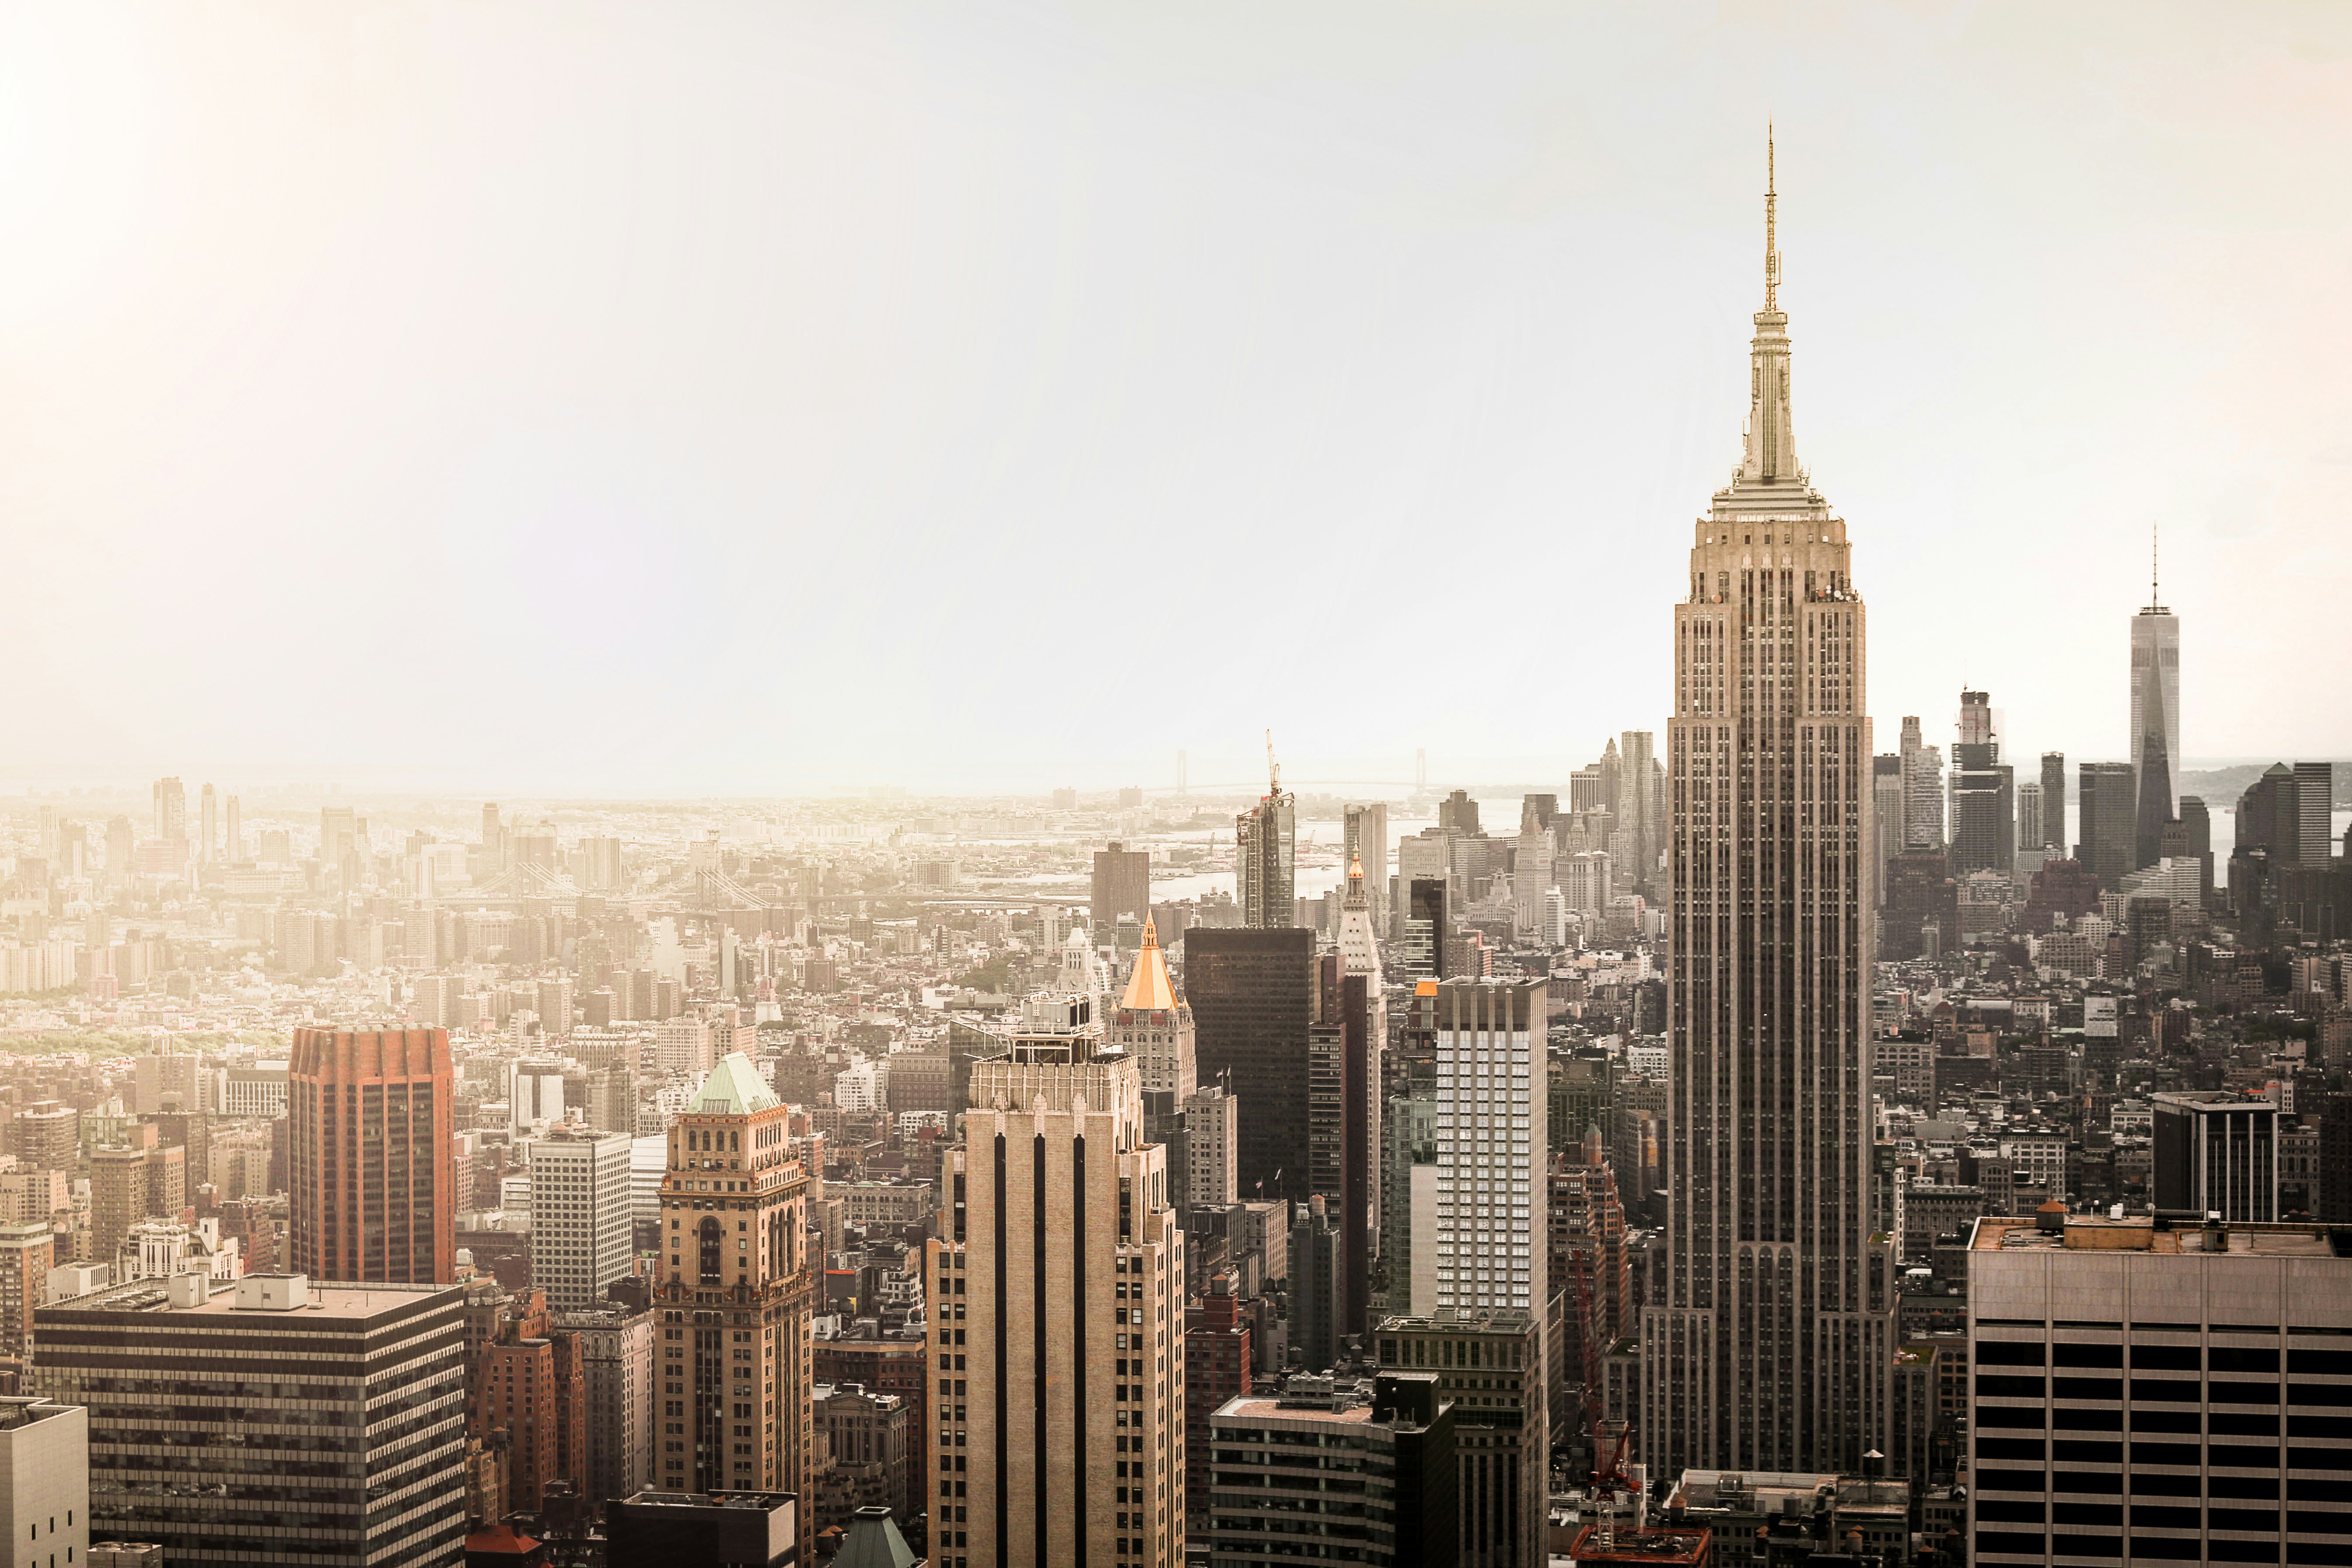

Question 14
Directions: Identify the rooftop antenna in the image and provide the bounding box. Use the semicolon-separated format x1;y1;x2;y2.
1764;121;1780;312
2151;520;2161;609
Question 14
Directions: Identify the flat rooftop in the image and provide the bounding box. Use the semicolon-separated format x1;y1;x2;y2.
1974;1216;2342;1257
1215;1395;1377;1424
45;1280;458;1318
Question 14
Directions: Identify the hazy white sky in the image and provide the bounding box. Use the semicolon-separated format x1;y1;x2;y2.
4;2;2347;795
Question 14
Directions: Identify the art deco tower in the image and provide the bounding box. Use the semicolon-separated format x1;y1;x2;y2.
655;1054;819;1564
1641;139;1896;1478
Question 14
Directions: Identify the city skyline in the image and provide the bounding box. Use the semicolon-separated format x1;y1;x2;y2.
4;4;2350;794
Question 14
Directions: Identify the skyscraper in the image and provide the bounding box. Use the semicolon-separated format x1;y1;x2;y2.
1107;917;1193;1101
1948;689;2015;876
1186;927;1315;1204
1235;751;1295;929
151;776;185;844
289;1027;457;1284
2014;780;2044;862
2039;751;2066;851
2131;535;2182;868
224;793;243;862
1871;753;1903;906
1431;978;1547;1320
654;1053;818;1559
1092;841;1150;932
1343;803;1390;938
1898;717;1944;850
529;1126;635;1309
2076;761;2138;886
198;783;217;864
932;1030;1184;1568
1643;142;1895;1479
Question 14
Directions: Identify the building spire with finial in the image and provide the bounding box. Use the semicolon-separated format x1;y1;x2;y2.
2151;521;2160;610
1765;121;1780;313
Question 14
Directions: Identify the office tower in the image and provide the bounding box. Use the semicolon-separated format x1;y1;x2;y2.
1289;1198;1343;1370
1344;803;1390;937
654;1053;819;1553
1614;732;1663;890
1182;1084;1237;1209
1235;753;1296;929
90;1144;173;1267
1644;149;1896;1481
221;793;241;862
656;1016;713;1077
2076;761;2138;886
1093;840;1151;932
35;1273;467;1566
289;1027;457;1284
1898;717;1945;849
930;1030;1183;1568
1380;1072;1439;1319
2131;542;2182;865
531;1127;635;1309
2014;780;2044;861
2036;750;2066;851
548;1300;656;1505
2295;762;2335;867
1967;1210;2352;1566
1305;951;1381;1340
1512;811;1553;940
2151;1090;2279;1222
1437;788;1481;836
151;776;185;843
1186;926;1315;1204
1870;753;1902;907
0;1222;52;1357
1206;1372;1458;1568
198;783;217;863
1428;975;1547;1326
536;976;573;1038
1948;689;2015;876
12;1103;78;1177
1107;918;1193;1100
1375;1311;1544;1568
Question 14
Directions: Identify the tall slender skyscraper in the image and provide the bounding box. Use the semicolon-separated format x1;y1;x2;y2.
1948;690;2015;876
1235;745;1295;929
1643;139;1895;1478
198;784;217;864
2131;534;2182;869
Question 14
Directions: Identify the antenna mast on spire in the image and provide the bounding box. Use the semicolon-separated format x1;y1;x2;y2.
2151;521;2160;607
1765;121;1780;312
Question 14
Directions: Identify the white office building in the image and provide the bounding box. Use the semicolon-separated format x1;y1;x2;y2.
1432;978;1548;1316
528;1128;635;1309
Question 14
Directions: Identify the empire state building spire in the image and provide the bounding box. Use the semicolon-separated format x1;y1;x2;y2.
1740;127;1799;486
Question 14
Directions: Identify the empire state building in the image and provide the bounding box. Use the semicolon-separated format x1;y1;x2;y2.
1640;141;1897;1478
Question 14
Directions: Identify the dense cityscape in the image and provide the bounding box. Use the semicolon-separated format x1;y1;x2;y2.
1;145;2346;1567
7;9;2351;1568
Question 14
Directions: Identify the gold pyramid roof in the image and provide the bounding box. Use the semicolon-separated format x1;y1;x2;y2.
1119;916;1178;1012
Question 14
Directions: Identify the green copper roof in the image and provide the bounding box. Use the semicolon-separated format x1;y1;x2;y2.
690;1052;780;1114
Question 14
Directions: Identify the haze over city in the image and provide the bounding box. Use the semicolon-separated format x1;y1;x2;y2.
3;7;2352;1568
5;2;2349;793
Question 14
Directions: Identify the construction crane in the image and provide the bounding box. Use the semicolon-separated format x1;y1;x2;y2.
1265;729;1280;798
